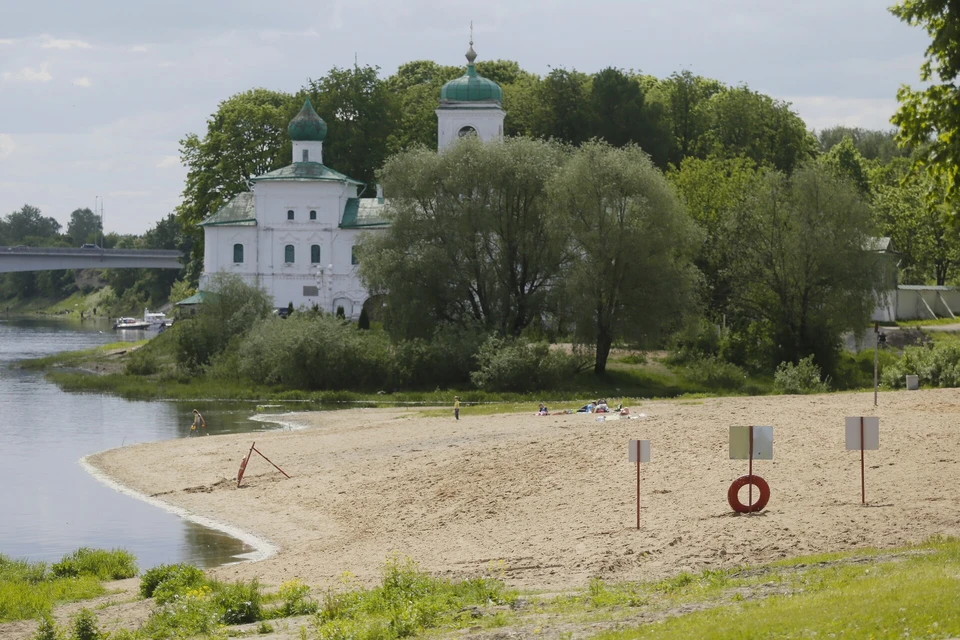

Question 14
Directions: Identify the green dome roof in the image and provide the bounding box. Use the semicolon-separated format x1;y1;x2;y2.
288;98;327;142
440;44;502;104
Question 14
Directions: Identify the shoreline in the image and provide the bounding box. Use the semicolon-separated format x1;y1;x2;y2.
80;454;278;564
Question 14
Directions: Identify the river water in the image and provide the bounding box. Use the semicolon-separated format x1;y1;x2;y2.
0;316;289;569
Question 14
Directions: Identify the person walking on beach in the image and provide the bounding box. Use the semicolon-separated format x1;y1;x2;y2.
190;409;206;436
454;396;460;421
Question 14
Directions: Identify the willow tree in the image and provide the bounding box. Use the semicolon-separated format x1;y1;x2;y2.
358;136;569;339
550;141;700;374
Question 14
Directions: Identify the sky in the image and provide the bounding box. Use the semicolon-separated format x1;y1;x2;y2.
0;0;932;235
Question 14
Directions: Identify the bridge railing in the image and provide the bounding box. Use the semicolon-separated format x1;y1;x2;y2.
1;246;182;258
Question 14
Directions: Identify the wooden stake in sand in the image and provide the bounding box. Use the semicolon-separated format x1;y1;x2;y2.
845;417;880;505
237;441;291;487
628;440;651;528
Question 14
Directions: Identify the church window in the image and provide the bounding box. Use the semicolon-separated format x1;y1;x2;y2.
310;210;317;220
303;286;319;296
233;243;244;263
351;246;360;265
284;244;295;264
302;149;309;162
287;210;294;220
458;125;477;138
311;245;320;264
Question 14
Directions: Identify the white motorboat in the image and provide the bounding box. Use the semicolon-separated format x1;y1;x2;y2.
143;309;173;328
113;317;150;330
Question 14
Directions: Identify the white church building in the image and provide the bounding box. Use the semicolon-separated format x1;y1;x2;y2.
199;40;505;318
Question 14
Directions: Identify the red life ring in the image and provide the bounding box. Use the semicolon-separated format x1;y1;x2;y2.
727;474;770;513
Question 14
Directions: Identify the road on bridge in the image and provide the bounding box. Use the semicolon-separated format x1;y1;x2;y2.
0;246;183;273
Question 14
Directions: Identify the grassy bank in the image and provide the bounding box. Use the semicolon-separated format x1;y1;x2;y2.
21;538;960;639
24;343;771;405
0;548;136;623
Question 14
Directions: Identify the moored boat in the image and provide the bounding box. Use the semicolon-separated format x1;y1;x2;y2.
113;317;151;330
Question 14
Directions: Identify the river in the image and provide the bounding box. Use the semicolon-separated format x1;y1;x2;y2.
0;316;289;569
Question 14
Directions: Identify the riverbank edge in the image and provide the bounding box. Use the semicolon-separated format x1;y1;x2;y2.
80;446;280;566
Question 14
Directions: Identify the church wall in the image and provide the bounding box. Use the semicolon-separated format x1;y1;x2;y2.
202;181;378;317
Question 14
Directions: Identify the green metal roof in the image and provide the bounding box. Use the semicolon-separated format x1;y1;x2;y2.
440;63;503;104
175;290;215;305
340;198;389;228
253;162;364;185
288;98;327;142
198;192;257;227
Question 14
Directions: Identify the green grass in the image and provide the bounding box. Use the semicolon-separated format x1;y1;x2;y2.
18;341;145;371
895;317;960;327
0;549;135;623
591;538;960;640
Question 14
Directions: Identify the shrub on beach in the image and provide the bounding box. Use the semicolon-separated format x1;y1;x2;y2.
881;341;960;389
50;548;137;581
773;356;830;395
470;336;577;392
682;356;747;390
139;564;205;600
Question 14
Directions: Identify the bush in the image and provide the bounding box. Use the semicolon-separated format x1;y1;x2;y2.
139;564;205;600
139;586;222;639
124;348;159;376
270;580;317;618
33;616;61;640
470;337;576;392
70;609;102;640
50;548;137;581
773;356;830;394
210;579;262;624
682;356;747;390
881;341;960;389
174;273;273;372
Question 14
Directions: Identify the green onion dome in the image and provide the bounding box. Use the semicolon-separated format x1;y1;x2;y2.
440;43;503;104
288;98;327;142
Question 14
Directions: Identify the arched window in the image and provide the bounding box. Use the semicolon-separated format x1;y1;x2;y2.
311;244;320;264
351;246;360;265
458;125;477;138
284;244;295;264
309;210;317;220
287;210;294;220
233;243;244;263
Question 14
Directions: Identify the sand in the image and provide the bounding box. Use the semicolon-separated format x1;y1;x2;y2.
86;390;960;591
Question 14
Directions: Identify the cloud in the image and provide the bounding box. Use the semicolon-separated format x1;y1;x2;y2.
782;95;900;131
156;155;181;169
40;35;92;50
107;190;152;198
0;39;16;46
72;76;92;87
0;134;15;159
130;45;148;53
1;64;53;84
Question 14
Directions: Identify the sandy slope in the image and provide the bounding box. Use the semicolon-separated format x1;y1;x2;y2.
86;390;960;590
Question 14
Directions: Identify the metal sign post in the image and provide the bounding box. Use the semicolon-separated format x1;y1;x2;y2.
874;322;879;407
845;417;880;504
728;426;773;513
628;440;651;528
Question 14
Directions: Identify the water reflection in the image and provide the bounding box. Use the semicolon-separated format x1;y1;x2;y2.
0;316;294;568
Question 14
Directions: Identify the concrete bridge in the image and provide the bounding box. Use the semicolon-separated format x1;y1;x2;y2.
0;246;183;273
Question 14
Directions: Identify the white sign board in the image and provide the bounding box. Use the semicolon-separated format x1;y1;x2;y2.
845;417;880;450
628;439;651;463
729;426;773;460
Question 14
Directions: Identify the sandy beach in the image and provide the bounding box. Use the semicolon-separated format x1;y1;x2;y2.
87;390;960;591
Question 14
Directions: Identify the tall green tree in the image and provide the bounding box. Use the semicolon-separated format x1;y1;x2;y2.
306;64;400;187
820;137;872;197
67;207;101;245
728;165;883;371
700;85;817;173
656;71;723;165
550;141;699;374
890;0;960;197
670;156;763;318
0;204;61;244
533;68;593;144
386;61;462;151
818;126;908;163
359;137;569;339
588;68;671;167
177;88;297;280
